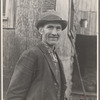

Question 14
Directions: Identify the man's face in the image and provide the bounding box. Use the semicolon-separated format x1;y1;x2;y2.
39;23;62;46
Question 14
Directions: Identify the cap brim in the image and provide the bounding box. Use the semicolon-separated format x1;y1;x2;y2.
35;20;67;30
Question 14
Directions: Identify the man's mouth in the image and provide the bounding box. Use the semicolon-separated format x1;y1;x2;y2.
48;34;59;38
48;34;60;41
48;37;59;41
49;38;58;41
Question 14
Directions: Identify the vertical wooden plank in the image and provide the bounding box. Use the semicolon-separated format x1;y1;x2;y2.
13;0;17;27
85;12;89;34
6;0;14;28
94;12;97;34
95;13;97;33
87;12;91;34
76;0;97;11
56;0;69;20
91;13;94;35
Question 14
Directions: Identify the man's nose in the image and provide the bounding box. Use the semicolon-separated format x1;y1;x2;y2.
51;28;57;35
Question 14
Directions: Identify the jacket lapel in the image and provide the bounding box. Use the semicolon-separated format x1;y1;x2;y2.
38;43;59;85
55;53;67;99
55;52;66;85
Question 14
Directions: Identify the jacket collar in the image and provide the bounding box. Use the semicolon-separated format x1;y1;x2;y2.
38;42;59;84
37;42;66;86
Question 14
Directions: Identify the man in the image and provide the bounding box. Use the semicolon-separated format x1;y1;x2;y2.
6;10;67;100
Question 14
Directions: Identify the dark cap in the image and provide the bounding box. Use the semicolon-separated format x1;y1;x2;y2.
35;10;67;30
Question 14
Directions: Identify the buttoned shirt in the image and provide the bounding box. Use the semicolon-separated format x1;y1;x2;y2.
42;42;61;100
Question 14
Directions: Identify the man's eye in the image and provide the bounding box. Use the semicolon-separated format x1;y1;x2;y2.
56;27;62;30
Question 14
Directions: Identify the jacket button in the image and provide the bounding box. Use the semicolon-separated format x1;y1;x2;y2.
54;83;57;85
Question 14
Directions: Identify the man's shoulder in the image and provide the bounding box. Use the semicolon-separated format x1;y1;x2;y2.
17;46;41;61
23;46;40;55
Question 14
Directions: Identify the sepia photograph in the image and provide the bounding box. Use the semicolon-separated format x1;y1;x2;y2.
2;0;98;100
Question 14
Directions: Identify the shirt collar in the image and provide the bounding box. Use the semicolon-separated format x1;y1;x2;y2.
42;42;56;54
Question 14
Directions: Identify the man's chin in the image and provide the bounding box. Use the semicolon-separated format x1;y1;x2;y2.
47;41;58;46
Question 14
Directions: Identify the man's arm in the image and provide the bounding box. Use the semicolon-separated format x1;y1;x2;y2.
6;49;37;100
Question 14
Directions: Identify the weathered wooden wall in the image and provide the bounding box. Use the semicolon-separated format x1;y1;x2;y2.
73;0;97;35
3;29;16;98
75;0;97;11
78;11;97;35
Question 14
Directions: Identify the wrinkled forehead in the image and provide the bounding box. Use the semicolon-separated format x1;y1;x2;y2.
43;22;62;27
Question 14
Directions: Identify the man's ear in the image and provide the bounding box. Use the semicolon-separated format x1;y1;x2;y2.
39;27;43;35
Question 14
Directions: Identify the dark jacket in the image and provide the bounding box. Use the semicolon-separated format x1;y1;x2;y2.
6;43;67;100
